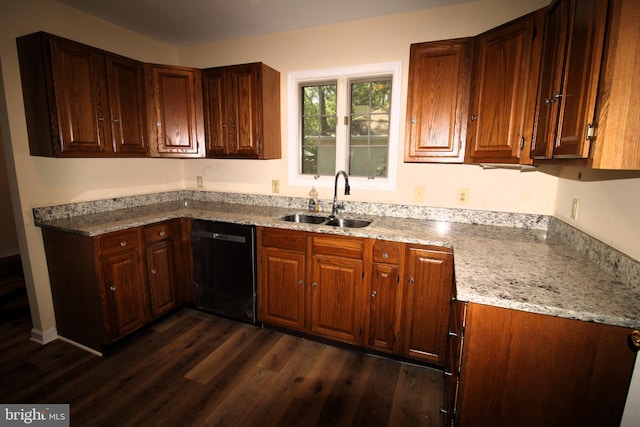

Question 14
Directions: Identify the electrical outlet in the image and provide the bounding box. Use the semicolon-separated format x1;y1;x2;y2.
414;186;425;203
457;188;469;206
272;180;279;194
571;198;579;220
196;176;203;188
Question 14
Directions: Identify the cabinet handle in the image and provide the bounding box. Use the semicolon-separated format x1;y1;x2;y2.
297;280;303;286
156;122;162;127
311;281;318;287
411;118;417;124
371;291;377;297
113;118;120;123
408;277;415;284
109;286;116;292
221;124;226;128
120;241;127;247
231;123;237;129
150;268;157;275
544;98;554;105
631;330;640;348
159;230;166;237
382;252;389;259
470;115;477;121
97;116;105;121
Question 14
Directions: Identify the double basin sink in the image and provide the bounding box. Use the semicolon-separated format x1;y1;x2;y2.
280;213;371;228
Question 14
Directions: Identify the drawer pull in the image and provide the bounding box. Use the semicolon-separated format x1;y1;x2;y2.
371;291;377;297
382;252;389;259
120;241;127;247
159;231;166;237
297;280;303;286
631;330;640;348
408;277;415;284
150;268;157;275
109;286;116;292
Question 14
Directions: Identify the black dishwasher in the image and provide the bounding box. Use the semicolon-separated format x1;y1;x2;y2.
191;220;257;324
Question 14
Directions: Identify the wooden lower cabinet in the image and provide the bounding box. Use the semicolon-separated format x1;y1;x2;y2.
42;219;187;352
444;302;637;426
258;228;455;363
402;246;453;365
257;228;306;330
257;227;368;346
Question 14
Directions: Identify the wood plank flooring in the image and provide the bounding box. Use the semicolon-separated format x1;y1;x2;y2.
1;304;445;426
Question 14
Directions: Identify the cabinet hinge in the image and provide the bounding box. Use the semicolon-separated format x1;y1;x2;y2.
586;123;595;140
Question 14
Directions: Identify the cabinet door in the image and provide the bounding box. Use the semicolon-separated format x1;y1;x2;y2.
145;240;178;317
203;68;229;156
50;37;110;155
228;63;261;158
368;262;401;352
309;253;364;344
458;303;636;426
105;55;148;155
466;13;540;164
259;246;306;330
532;0;608;159
403;247;453;365
146;64;204;157
405;39;472;163
102;248;147;340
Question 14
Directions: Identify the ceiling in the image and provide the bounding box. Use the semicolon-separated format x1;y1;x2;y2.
53;0;473;46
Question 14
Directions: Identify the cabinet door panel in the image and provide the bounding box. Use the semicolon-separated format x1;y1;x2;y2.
50;38;109;154
310;254;363;344
203;69;228;156
147;65;204;157
368;262;401;351
232;64;260;157
403;248;453;365
105;55;147;155
553;0;608;158
467;14;539;164
103;249;146;339
405;39;472;163
259;247;306;330
146;240;178;317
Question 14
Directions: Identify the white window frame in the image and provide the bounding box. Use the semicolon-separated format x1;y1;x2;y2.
287;61;401;191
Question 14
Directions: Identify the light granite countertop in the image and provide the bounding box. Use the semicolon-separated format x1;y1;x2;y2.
34;198;640;329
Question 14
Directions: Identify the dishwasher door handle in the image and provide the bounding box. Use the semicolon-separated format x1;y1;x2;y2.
192;230;247;243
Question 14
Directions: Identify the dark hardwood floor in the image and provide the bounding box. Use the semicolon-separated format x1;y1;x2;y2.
0;265;445;427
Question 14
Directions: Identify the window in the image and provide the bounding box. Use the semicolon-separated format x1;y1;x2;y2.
288;62;401;191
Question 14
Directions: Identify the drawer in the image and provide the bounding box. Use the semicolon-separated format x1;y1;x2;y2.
311;234;363;259
259;227;306;252
144;220;178;244
100;229;139;254
373;241;402;264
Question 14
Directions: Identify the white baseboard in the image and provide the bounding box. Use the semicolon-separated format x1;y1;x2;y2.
57;336;103;357
30;327;58;345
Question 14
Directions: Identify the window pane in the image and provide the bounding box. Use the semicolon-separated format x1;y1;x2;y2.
301;83;337;176
349;78;391;178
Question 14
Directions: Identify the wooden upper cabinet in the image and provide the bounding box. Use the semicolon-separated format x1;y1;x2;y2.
466;10;544;164
16;32;148;157
105;55;148;156
589;0;640;170
145;64;205;158
203;62;281;159
404;39;472;163
531;0;608;160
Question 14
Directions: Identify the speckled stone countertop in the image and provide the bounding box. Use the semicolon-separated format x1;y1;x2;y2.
33;195;640;329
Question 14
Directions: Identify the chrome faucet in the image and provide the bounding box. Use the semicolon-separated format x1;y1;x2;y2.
331;170;351;218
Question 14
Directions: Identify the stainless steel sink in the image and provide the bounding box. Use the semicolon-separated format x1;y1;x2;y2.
324;217;372;228
279;213;372;228
280;213;328;224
